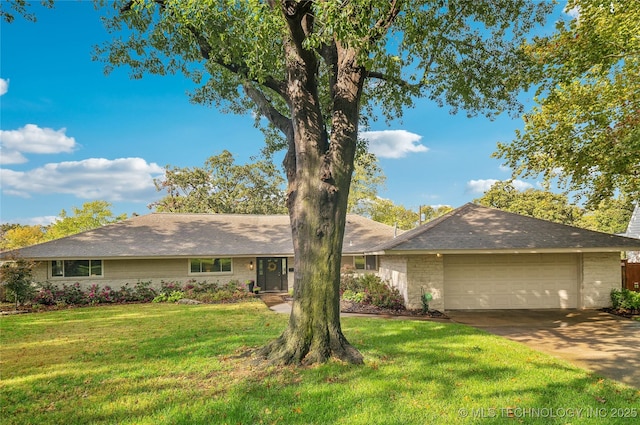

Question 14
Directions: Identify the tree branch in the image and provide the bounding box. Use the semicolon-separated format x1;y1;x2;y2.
365;70;423;92
366;0;401;44
243;82;293;136
280;0;316;66
184;24;289;101
122;0;289;101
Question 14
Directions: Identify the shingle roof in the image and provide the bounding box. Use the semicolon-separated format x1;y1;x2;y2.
2;213;397;260
370;203;640;253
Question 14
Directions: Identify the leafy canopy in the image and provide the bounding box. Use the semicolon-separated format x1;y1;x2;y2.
0;0;53;23
474;181;634;233
95;0;552;134
496;0;640;206
46;201;127;241
474;181;583;226
151;150;287;214
0;225;47;251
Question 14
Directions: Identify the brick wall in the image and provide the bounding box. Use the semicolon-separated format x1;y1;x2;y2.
379;255;445;310
407;255;444;311
378;256;408;305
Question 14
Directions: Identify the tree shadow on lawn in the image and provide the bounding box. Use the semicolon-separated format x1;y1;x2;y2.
2;306;637;424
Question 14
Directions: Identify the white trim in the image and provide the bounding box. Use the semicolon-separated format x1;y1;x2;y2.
187;257;234;276
49;259;104;279
368;248;629;256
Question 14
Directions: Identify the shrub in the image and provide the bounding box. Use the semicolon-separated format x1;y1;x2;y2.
60;283;87;305
0;259;35;308
159;280;182;295
340;273;405;310
112;283;137;302
340;272;367;294
610;288;640;312
342;290;366;303
153;290;185;303
34;282;59;305
133;281;157;302
196;290;234;303
368;286;405;310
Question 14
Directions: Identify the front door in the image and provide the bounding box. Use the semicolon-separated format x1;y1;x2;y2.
257;257;288;291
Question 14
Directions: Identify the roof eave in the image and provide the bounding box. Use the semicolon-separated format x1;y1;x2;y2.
368;247;636;256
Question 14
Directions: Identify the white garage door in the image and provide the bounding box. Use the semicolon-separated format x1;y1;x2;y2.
444;254;578;309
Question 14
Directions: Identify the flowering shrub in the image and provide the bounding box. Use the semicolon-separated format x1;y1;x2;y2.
133;281;157;302
60;283;87;305
33;282;59;305
33;281;156;306
29;278;253;307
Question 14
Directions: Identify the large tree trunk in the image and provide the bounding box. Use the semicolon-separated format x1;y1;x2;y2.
259;119;363;363
258;25;365;364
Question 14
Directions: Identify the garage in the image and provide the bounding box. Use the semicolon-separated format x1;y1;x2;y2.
372;203;640;311
444;253;579;309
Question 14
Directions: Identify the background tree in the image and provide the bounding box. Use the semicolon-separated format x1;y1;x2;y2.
46;200;127;240
0;257;35;309
420;205;454;224
97;0;552;365
0;224;47;251
151;150;287;214
369;198;419;230
474;181;583;226
474;181;634;233
0;0;53;23
347;151;386;216
576;197;635;234
496;0;640;206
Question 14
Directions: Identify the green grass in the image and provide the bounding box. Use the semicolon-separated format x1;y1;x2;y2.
1;302;638;424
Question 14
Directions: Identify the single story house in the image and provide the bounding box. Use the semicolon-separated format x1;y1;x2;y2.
3;203;640;311
1;213;394;294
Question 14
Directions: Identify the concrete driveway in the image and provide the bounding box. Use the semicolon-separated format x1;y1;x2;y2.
447;309;640;388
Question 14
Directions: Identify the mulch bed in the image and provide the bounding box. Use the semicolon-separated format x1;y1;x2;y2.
339;300;448;318
600;307;640;320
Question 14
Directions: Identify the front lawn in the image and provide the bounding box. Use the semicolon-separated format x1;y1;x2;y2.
1;302;637;424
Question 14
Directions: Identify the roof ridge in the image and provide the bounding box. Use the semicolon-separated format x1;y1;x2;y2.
150;212;289;217
370;203;473;251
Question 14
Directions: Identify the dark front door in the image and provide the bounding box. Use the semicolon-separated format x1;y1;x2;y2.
257;257;288;291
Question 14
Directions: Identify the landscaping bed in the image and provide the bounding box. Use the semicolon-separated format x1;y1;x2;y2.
340;299;447;318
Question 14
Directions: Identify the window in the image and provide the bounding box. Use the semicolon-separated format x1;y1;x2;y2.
354;255;377;271
190;258;232;274
51;260;102;278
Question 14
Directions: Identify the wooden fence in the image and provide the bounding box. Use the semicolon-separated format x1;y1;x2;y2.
622;260;640;292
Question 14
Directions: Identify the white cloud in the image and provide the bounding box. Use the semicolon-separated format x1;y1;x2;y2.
466;179;533;193
0;157;165;202
564;5;580;19
466;179;499;193
511;180;534;191
0;124;77;164
360;130;428;159
0;78;8;96
0;148;28;164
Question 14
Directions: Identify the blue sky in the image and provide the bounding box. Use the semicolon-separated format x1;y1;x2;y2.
1;2;567;225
